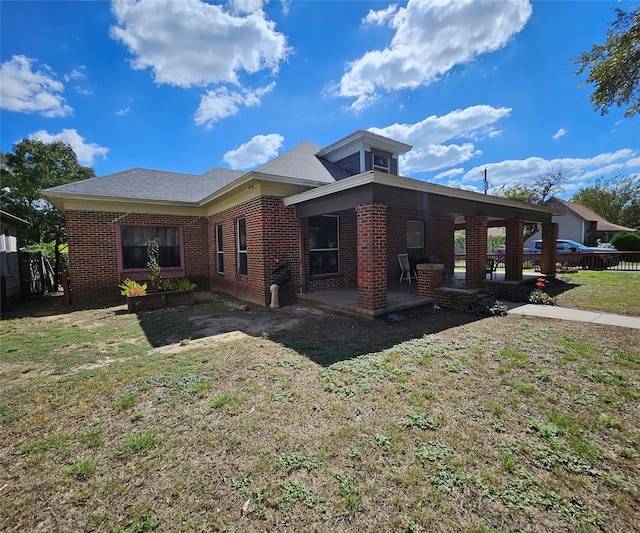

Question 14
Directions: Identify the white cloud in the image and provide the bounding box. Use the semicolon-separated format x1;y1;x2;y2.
228;0;265;14
460;149;638;193
433;167;464;181
552;128;567;140
340;0;532;110
116;107;131;116
110;0;290;88
64;66;87;82
370;104;511;173
194;82;275;128
223;133;284;169
0;55;72;117
28;129;109;166
362;4;398;26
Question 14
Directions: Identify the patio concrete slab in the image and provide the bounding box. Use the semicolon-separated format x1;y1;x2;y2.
508;304;640;330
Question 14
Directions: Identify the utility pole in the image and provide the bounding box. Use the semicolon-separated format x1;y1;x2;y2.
483;168;488;195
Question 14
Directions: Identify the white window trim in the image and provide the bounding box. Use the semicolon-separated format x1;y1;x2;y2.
216;223;224;274
309;215;340;276
236;218;247;276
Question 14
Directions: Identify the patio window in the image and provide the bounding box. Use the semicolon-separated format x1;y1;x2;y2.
120;225;182;270
216;223;224;274
407;220;424;259
309;215;339;276
237;218;248;276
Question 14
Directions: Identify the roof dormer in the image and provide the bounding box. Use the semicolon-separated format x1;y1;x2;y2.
316;129;412;177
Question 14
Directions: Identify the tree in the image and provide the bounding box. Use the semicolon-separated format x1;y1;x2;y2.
0;139;95;245
494;166;569;240
1;139;95;289
573;7;640;117
571;175;640;229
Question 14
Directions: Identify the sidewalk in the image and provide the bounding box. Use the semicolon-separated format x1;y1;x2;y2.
507;303;640;330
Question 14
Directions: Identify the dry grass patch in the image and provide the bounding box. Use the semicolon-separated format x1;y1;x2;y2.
1;299;639;532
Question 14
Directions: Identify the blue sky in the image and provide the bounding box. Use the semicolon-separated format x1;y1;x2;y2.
1;0;638;198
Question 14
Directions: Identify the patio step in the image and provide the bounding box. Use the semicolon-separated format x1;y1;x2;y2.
433;286;483;311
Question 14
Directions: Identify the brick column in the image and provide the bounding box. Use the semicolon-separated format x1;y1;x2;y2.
417;263;444;298
505;219;524;281
465;215;488;288
540;222;558;276
356;203;387;311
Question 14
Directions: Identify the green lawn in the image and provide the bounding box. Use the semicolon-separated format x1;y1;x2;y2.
553;270;640;316
1;286;638;532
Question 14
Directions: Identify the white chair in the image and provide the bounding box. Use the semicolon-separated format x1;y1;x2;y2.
398;254;417;284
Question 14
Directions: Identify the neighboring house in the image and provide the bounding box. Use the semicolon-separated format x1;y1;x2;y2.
526;197;637;247
43;129;561;315
0;210;28;310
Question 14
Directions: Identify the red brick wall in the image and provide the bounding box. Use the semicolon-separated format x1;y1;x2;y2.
540;222;558;276
465;215;488;288
387;215;405;281
66;211;208;303
304;209;358;293
505;219;524;281
208;196;301;306
356;203;387;311
425;218;455;274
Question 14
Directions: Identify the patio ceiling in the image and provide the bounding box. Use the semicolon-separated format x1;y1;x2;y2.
284;171;563;224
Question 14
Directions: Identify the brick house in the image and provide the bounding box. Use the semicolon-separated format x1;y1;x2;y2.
43;129;561;313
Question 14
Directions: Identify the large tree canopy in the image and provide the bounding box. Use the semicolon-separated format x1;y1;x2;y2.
570;175;640;230
573;7;640;117
1;139;95;244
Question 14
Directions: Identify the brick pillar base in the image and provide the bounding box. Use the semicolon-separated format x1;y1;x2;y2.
356;203;387;311
417;263;444;297
505;219;524;281
465;215;488;288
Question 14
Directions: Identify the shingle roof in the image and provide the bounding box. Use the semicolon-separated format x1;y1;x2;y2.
253;141;351;182
551;197;637;232
44;167;245;204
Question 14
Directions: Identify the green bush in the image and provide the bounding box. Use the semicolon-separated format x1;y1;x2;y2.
610;232;640;251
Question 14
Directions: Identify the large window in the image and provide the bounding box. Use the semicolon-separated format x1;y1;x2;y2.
120;225;181;270
309;215;339;276
237;218;247;276
216;224;224;274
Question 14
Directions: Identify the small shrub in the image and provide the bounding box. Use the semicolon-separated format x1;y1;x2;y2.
528;289;555;305
466;296;508;316
118;279;147;297
610;231;640;251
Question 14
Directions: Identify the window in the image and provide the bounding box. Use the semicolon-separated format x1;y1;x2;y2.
407;220;424;259
373;152;390;172
237;218;247;276
120;225;181;270
216;224;224;274
309;215;339;276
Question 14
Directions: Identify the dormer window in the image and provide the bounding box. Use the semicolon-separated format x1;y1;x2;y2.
373;152;390;172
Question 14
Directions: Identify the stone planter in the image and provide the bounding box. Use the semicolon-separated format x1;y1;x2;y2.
126;289;195;312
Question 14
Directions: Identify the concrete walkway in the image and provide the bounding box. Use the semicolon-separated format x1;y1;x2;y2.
507;304;640;330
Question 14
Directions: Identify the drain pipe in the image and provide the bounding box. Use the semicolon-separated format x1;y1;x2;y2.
269;284;280;309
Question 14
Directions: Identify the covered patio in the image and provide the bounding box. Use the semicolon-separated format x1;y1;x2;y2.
284;170;563;316
296;271;542;317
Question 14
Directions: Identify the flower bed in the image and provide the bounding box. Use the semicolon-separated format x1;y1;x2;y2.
126;289;195;313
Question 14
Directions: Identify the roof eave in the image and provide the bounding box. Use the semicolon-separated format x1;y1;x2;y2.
284;171;565;216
